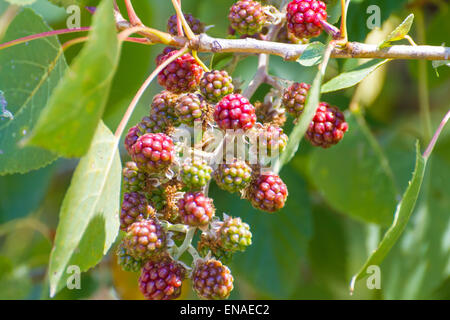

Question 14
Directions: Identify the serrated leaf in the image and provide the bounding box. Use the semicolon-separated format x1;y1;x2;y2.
379;14;414;49
0;8;65;175
309;114;398;226
350;142;426;293
321;59;389;93
48;121;121;297
276;42;331;170
297;42;325;67
27;0;120;158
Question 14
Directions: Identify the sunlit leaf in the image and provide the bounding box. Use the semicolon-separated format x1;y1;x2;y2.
379;14;414;49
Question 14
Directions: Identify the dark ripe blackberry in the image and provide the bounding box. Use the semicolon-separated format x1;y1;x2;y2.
120;192;152;231
174;93;207;126
282;82;311;118
156;47;203;94
192;259;234;300
247;172;288;212
167;13;205;36
214;159;252;193
123;218;167;260
228;0;266;35
130;133;175;174
286;0;328;39
123;162;147;193
199;70;234;103
305;102;348;148
139;258;186;300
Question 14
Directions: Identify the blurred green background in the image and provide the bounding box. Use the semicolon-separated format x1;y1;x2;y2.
0;0;449;300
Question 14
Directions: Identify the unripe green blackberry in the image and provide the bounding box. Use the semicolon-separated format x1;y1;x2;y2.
254;125;288;157
214;159;252;193
123;219;167;260
174;93;207;126
147;186;167;212
151;91;180;129
181;158;212;189
218;215;252;252
116;242;142;272
122;162;147;193
192;258;234;300
167;13;205;36
229;0;266;35
199;70;234;103
198;233;234;264
120;192;152;231
282;82;311;118
139;258;186;300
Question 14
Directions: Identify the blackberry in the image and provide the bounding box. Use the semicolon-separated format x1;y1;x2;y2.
122;162;147;193
218;215;252;252
214;94;256;131
199;70;234;103
228;0;266;35
130;133;174;174
214;159;252;193
167;13;205;36
177;191;215;227
174;93;207;126
192;258;234;300
117;242;142;272
150;91;180;129
123;219;167;260
286;0;328;39
282;82;311;118
120;192;152;231
247;172;288;212
181;158;213;189
254;125;288;157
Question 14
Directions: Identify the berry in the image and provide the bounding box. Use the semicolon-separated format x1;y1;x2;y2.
124;125;141;154
218;215;252;252
123;219;167;260
122;162;147;193
120;192;152;231
117;242;142;272
214;159;252;193
177;191;215;227
198;233;234;264
181;158;213;189
167;13;205;36
282;82;311;118
286;0;327;39
277;25;308;44
147;186;167;212
130;133;174;174
174;93;207;126
214;94;256;131
139;258;185;300
156;47;203;93
150;90;180;129
247;172;288;212
192;259;234;300
199;70;234;103
124;117;157;154
305;102;348;148
228;0;266;35
254;125;288;157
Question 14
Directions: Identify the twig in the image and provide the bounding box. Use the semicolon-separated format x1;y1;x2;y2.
124;0;142;26
423;109;450;159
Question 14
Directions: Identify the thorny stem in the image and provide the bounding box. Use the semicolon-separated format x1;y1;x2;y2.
114;46;189;138
423;110;450;159
175;227;197;260
0;27;90;51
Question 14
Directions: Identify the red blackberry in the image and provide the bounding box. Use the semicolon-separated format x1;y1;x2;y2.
286;0;328;39
228;0;266;35
174;93;207;126
139;258;185;300
156;47;203;94
130;133;174;174
305;102;348;148
192;259;234;300
167;13;205;36
214;94;256;131
124;117;157;154
214;159;252;193
120;192;152;231
199;70;234;103
123;218;166;260
177;191;215;227
122;162;147;193
247;172;288;212
282;82;311;118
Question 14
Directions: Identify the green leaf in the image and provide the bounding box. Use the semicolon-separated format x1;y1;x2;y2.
211;165;312;298
321;59;389;93
5;0;36;5
379;14;414;49
350;142;426;293
48;121;121;297
309;114;398;226
297;42;325;67
276;41;332;170
46;0;88;7
27;0;120;158
0;8;64;175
